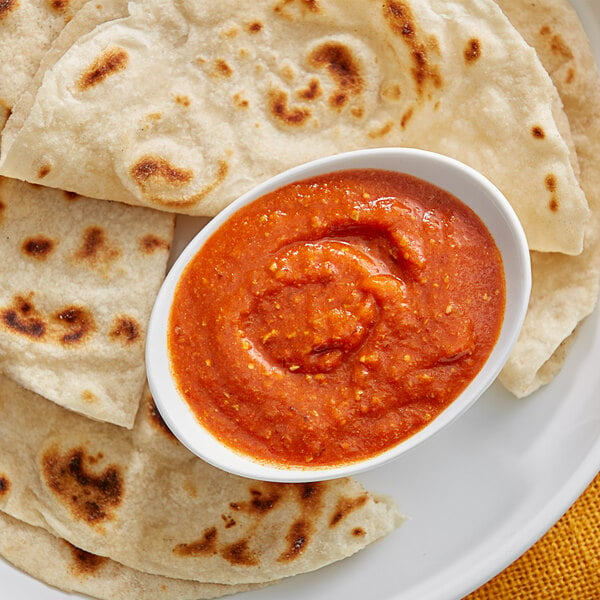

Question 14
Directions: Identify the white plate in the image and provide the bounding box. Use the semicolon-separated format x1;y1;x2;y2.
2;1;599;598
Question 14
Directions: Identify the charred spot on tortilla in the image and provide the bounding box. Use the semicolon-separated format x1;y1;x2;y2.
130;156;193;188
545;173;557;193
221;539;259;566
140;233;170;253
278;519;311;562
54;306;96;344
75;226;121;266
297;78;322;101
174;95;191;107
352;527;366;537
248;21;262;33
0;475;10;495
65;541;108;575
0;0;18;20
109;316;140;344
49;0;70;14
268;89;311;126
307;41;363;109
76;47;129;91
464;38;481;63
400;107;413;129
212;59;233;78
532;125;546;139
42;445;124;524
221;514;237;528
383;0;442;95
1;295;46;339
173;527;218;556
565;67;576;84
233;92;250;108
329;494;369;527
22;236;55;260
37;164;52;179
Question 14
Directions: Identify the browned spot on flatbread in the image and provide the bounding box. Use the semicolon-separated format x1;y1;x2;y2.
49;0;69;13
297;482;324;512
383;0;442;96
22;236;55;260
212;59;233;78
531;126;545;139
400;107;413;129
0;0;18;20
131;156;193;189
269;89;311;126
221;514;237;528
329;494;369;526
109;316;140;344
352;527;366;537
149;160;229;209
277;519;311;562
221;539;259;566
65;541;108;575
173;527;218;556
1;295;46;339
81;390;98;403
140;234;170;253
308;41;363;109
298;78;322;101
37;164;52;179
369;121;394;138
248;21;262;33
550;33;574;60
545;173;557;193
565;67;575;84
545;174;559;211
233;92;249;108
77;47;129;91
54;306;96;344
75;226;121;267
174;95;191;107
0;475;10;496
147;396;176;440
229;486;282;514
464;38;481;63
42;446;124;524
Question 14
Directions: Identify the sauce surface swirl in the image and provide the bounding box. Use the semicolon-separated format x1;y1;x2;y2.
169;169;505;466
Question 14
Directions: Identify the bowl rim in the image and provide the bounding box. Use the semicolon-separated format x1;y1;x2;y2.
146;147;532;482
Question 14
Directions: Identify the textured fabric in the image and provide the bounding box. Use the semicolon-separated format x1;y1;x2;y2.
467;473;600;599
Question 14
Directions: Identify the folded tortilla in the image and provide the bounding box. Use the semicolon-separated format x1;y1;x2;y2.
0;0;589;255
0;375;401;585
0;511;261;600
0;177;174;427
496;0;600;396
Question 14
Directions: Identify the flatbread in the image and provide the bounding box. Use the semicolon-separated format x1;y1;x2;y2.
0;375;402;585
0;177;174;427
0;511;261;600
0;0;589;255
0;0;89;135
496;0;600;396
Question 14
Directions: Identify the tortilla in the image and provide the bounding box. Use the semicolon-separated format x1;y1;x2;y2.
0;374;402;585
0;177;174;427
0;0;589;255
0;511;262;600
496;0;600;396
0;0;90;135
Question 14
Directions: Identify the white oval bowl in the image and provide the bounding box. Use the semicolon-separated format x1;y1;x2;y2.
146;148;531;482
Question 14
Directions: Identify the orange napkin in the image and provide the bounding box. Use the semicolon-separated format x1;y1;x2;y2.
466;473;600;599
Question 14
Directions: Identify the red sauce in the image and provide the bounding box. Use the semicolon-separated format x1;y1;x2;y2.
169;169;505;467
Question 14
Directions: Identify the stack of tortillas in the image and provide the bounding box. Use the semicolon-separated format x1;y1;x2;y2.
0;0;598;598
